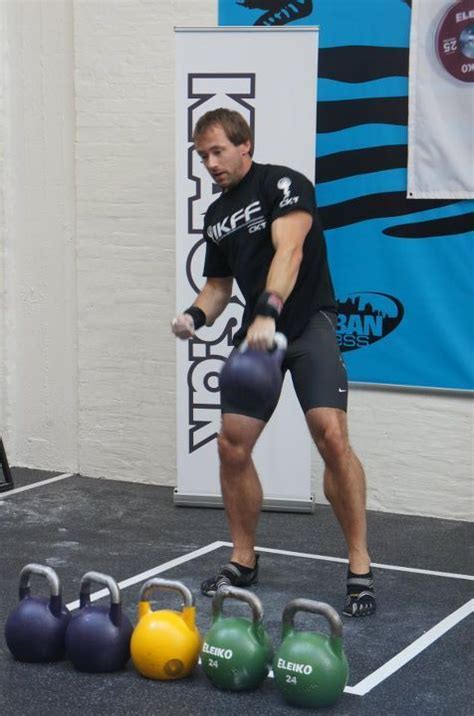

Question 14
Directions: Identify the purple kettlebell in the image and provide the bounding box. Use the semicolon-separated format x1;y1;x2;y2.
219;332;288;415
65;571;133;673
5;563;71;662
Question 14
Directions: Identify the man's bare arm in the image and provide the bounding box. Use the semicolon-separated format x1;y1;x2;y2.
172;276;233;339
246;210;312;349
194;276;234;326
266;210;312;299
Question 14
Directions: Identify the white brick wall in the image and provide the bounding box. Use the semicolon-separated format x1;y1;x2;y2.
0;3;5;443
74;0;216;482
0;0;471;519
1;0;78;470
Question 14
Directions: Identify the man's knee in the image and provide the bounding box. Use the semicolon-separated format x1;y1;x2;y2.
217;432;251;471
308;411;350;465
319;428;350;465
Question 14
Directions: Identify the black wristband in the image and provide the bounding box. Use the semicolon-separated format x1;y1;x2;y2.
184;305;206;330
255;291;283;320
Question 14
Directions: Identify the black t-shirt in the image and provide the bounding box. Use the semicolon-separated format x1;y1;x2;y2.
203;161;337;344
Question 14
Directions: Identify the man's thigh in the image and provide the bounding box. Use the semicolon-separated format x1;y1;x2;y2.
285;311;348;413
219;412;267;451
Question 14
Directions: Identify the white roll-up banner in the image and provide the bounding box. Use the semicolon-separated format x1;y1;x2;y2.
174;27;319;511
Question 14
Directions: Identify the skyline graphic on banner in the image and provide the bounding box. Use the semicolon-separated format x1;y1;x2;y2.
219;0;474;390
226;0;314;26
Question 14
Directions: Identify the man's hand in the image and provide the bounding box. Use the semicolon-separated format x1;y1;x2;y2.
245;316;276;351
171;313;195;339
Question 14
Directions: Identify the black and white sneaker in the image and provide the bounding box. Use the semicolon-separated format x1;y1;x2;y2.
343;570;376;617
201;556;259;597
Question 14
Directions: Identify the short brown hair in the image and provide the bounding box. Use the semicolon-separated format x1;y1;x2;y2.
193;108;253;154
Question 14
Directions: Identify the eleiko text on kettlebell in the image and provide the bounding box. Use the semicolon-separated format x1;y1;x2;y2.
202;642;233;660
277;658;313;675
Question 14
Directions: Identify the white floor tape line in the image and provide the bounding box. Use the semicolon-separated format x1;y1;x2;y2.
350;599;474;695
0;473;75;498
218;543;474;582
65;541;224;611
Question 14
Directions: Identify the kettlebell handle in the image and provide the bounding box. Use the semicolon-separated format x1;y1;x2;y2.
18;563;63;618
79;571;123;628
19;563;61;598
212;585;264;626
282;598;343;639
239;331;288;354
138;578;195;608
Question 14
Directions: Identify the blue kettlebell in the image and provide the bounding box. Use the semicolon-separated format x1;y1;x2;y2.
4;563;71;662
219;332;287;414
65;571;133;673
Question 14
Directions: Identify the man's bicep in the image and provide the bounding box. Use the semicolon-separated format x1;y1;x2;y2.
271;210;313;251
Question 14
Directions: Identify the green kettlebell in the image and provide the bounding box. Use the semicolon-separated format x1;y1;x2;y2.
273;599;348;708
201;586;273;691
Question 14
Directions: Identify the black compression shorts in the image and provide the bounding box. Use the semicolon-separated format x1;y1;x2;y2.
221;310;348;422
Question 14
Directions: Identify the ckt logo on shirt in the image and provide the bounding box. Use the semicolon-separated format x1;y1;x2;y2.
277;177;299;208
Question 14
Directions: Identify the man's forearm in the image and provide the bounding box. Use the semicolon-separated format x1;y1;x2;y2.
264;211;310;305
265;244;303;303
192;279;233;325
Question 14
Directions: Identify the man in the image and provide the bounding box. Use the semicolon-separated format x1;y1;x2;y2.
172;108;375;617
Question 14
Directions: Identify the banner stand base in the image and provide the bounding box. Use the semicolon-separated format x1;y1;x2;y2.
0;438;14;493
173;489;315;514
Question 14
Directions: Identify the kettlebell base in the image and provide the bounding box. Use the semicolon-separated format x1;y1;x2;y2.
9;651;65;664
207;674;270;693
136;668;195;681
70;661;128;674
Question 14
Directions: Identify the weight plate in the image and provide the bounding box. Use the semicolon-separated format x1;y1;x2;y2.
435;0;474;82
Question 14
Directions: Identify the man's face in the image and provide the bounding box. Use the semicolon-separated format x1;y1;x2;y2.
194;124;251;190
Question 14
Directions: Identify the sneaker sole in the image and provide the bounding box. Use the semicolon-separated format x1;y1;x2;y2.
201;578;258;598
343;607;376;617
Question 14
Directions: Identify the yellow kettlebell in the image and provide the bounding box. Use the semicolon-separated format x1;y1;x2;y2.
131;578;201;680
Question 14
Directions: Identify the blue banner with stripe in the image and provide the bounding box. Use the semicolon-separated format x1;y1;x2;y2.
218;0;473;391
